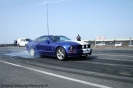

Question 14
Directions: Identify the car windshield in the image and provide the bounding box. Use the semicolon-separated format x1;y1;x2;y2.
129;44;133;45
116;42;121;44
49;36;71;42
101;42;105;44
21;39;26;42
98;42;104;44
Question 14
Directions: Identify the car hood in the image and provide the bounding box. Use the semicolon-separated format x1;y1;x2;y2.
55;40;89;46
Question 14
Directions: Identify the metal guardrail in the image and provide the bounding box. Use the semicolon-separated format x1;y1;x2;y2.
0;44;132;49
0;44;14;47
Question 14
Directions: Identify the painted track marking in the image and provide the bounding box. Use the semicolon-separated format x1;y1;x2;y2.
0;60;111;88
76;61;133;69
93;54;133;57
96;57;133;62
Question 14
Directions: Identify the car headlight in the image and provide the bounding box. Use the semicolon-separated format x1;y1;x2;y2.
82;45;84;49
86;45;88;48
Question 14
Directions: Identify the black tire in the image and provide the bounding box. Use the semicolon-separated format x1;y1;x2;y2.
29;47;36;57
18;44;20;47
56;47;66;61
81;55;88;58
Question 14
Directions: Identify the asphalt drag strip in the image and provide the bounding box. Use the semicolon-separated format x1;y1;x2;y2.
0;47;133;88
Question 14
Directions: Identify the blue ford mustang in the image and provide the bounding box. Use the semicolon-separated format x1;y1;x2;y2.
26;35;92;61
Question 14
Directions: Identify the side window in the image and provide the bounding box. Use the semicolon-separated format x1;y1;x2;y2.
39;36;48;42
50;36;60;42
49;36;54;42
21;39;25;42
34;38;39;42
60;36;65;41
20;39;23;42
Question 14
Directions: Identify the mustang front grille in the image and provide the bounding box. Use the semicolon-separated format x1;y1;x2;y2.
76;44;90;49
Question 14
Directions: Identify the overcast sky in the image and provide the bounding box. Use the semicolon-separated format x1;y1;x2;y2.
0;0;133;44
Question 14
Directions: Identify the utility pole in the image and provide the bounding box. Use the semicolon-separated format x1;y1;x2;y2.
130;37;131;45
95;39;96;47
5;41;6;47
47;3;49;35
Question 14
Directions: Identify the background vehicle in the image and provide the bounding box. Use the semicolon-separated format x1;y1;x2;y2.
26;35;92;61
115;42;122;47
96;42;105;46
128;44;133;47
17;38;30;47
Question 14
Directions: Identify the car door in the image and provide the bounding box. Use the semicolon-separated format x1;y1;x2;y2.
45;43;55;55
37;36;48;53
36;36;54;55
33;37;41;50
20;39;25;46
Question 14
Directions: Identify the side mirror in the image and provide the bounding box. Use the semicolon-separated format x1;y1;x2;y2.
45;40;50;44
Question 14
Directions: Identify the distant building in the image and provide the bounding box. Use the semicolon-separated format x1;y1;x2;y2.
82;38;133;46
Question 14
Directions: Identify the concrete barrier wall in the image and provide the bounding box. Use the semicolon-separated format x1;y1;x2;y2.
0;44;132;49
0;44;14;47
91;45;133;49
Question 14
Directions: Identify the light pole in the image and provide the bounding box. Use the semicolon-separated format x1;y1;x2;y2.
130;37;132;45
128;37;132;47
95;39;96;47
47;4;49;35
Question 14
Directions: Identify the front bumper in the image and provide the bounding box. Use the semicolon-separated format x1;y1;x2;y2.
67;48;92;57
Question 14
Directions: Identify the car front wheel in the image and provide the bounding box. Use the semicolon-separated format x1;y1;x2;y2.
56;47;66;61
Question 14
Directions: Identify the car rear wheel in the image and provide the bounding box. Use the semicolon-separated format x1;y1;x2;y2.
18;44;20;47
30;47;35;57
56;47;66;61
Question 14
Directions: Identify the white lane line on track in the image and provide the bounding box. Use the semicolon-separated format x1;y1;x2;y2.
97;57;133;62
92;54;133;57
76;61;133;69
0;60;111;88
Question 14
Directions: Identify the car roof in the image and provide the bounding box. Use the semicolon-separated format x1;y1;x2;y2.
39;35;63;37
17;38;26;40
